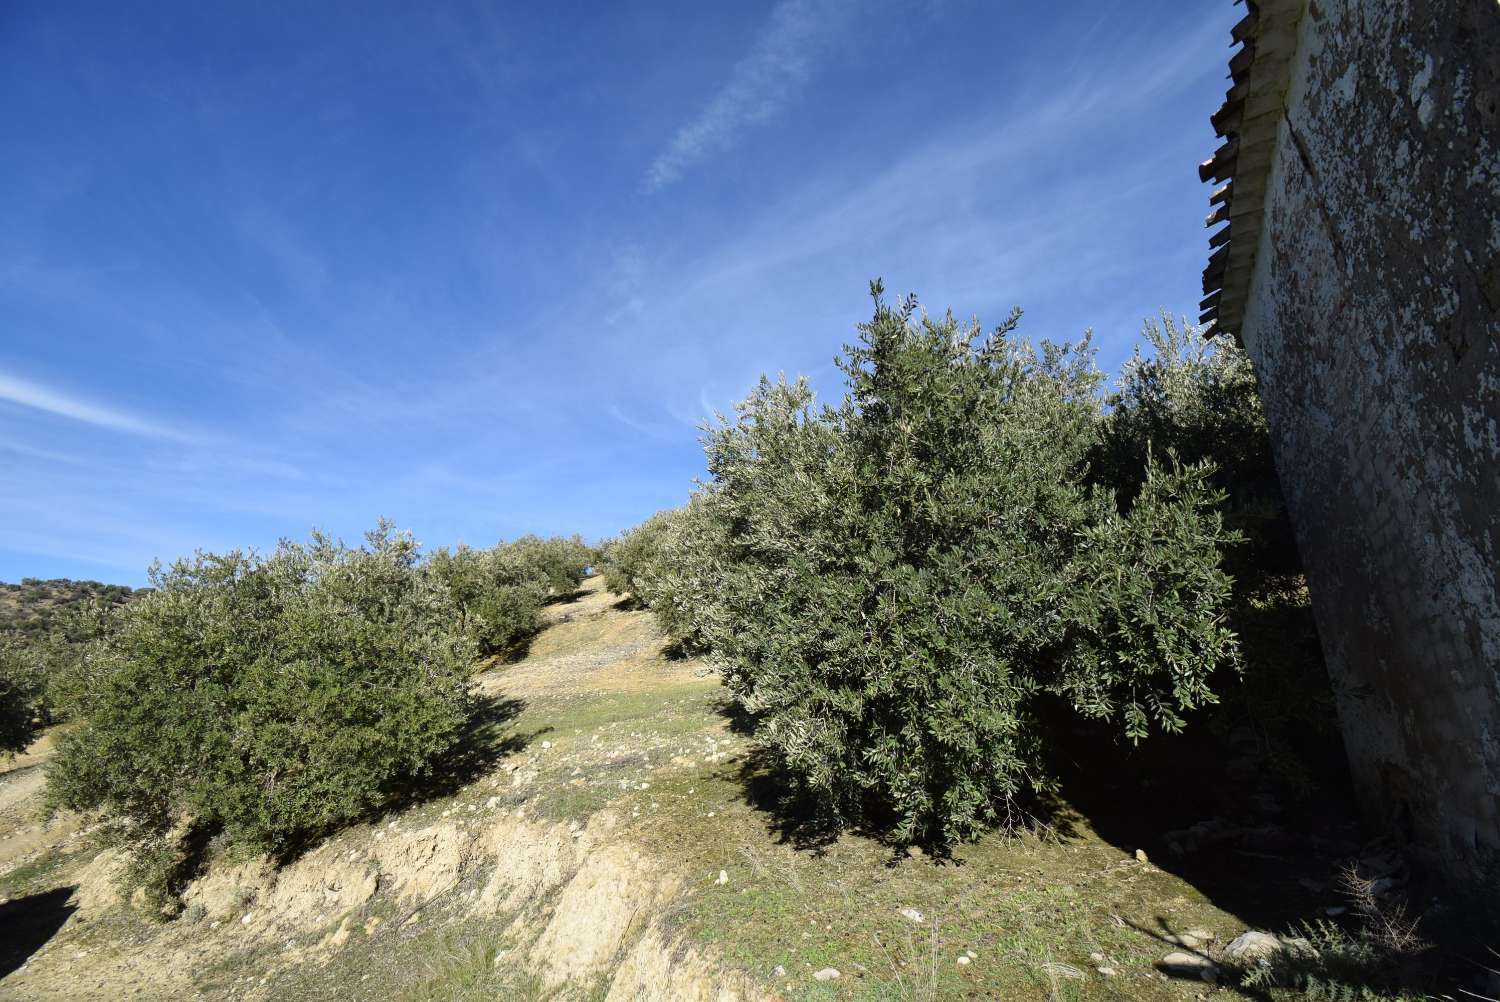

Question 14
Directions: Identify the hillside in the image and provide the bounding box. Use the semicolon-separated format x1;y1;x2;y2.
0;580;134;641
1;575;1374;1001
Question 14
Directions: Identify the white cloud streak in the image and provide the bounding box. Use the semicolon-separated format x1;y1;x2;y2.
0;370;187;440
643;0;851;191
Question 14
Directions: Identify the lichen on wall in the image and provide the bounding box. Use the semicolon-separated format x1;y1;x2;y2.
1238;0;1500;878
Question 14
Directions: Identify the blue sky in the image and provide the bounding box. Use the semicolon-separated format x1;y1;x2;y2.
1;0;1236;586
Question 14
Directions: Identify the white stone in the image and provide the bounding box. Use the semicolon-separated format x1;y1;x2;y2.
813;968;840;981
899;908;924;924
1222;930;1284;966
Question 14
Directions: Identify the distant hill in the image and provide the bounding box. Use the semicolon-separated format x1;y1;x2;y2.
0;578;136;641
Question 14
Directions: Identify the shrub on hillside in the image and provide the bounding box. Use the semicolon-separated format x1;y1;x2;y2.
659;284;1240;846
599;514;668;599
426;535;593;658
503;534;594;598
0;583;133;728
47;523;475;857
600;504;717;652
0;635;44;756
0;577;135;641
426;544;543;656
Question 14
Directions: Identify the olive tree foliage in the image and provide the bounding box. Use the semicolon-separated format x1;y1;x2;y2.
1092;318;1339;789
0;585;133;729
599;514;670;599
624;284;1241;846
599;505;718;651
0;635;44;756
425;544;545;656
504;534;594;597
47;523;476;857
1092;315;1297;584
424;535;592;657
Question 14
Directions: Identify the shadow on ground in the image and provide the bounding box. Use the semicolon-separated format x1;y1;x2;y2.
0;887;76;979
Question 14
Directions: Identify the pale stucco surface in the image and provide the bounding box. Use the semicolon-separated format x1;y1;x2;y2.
1238;0;1499;878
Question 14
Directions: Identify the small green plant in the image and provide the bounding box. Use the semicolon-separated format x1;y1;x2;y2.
1234;920;1428;1001
47;522;476;862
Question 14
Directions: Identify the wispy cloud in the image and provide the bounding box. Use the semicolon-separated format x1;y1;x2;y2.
0;370;188;440
598;8;1230;426
643;0;852;191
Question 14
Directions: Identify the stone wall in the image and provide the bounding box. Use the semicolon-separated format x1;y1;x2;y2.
1238;0;1499;880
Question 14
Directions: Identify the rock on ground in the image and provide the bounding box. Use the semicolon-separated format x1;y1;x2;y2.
1221;930;1285;965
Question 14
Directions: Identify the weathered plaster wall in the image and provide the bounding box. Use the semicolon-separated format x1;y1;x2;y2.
1239;0;1500;878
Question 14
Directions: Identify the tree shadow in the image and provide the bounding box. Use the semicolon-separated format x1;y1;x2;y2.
545;589;589;606
659;637;701;663
378;693;536;816
1034;583;1371;934
610;595;643;613
1046;688;1499;998
724;743;844;855
1045;697;1363;933
487;633;538;666
0;887;76;978
1129;915;1238;992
